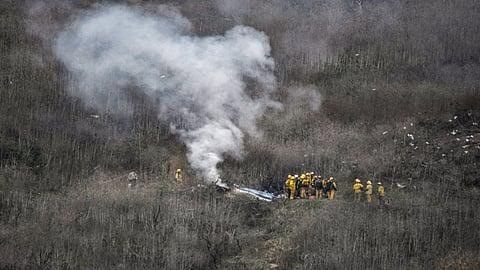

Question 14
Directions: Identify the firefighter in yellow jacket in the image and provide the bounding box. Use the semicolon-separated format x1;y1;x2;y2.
377;182;385;206
325;177;337;200
285;175;293;199
288;176;297;200
313;175;323;199
353;178;363;202
365;180;373;203
321;177;328;198
307;172;315;197
175;168;182;182
300;174;309;199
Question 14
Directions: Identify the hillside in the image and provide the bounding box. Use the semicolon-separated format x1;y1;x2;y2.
1;1;480;269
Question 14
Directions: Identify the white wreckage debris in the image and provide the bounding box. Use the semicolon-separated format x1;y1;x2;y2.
215;181;275;202
396;182;407;189
214;178;230;190
233;185;275;202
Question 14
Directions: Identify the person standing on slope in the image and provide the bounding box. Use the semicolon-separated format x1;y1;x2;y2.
377;182;385;206
175;168;182;182
127;171;138;188
353;178;364;202
365;180;373;203
325;177;337;200
314;175;324;199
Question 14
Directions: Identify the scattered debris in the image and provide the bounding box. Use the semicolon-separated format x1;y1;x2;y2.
216;182;275;202
215;179;230;191
268;263;281;270
396;183;406;189
382;131;388;135
89;114;100;119
233;185;275;202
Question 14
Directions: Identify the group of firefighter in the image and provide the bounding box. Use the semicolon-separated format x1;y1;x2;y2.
284;172;386;205
284;172;337;200
352;178;386;205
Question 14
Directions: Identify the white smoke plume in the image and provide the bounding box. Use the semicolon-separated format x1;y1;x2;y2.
54;5;280;181
286;85;322;112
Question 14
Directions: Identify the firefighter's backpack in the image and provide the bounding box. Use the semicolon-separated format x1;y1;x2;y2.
325;181;333;191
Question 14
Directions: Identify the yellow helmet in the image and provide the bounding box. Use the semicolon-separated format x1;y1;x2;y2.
367;180;372;185
306;172;311;176
176;168;182;172
288;174;292;179
300;174;306;179
329;177;334;181
355;178;361;183
377;182;382;185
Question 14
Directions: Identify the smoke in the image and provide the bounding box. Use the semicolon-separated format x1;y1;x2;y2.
286;85;322;112
54;5;280;181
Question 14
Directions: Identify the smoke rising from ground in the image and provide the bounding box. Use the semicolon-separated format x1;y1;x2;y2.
54;5;280;181
286;85;321;112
